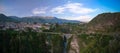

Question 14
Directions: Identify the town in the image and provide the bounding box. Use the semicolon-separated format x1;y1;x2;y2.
0;22;50;32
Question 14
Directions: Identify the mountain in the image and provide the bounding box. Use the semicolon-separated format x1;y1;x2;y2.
0;14;17;22
8;16;21;22
24;16;55;19
20;16;80;23
87;12;120;33
0;13;80;23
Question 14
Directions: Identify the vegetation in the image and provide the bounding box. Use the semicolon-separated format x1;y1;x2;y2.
88;12;120;33
0;29;64;53
0;12;120;53
77;33;120;53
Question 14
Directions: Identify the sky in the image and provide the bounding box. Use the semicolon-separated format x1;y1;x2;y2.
0;0;120;22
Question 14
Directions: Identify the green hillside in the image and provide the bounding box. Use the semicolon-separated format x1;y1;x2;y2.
87;12;120;33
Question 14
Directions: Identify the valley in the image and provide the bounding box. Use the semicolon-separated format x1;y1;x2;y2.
0;12;120;53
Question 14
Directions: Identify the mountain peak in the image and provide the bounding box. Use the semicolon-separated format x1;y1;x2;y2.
0;13;7;17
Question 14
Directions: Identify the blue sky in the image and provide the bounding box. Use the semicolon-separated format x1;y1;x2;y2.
0;0;120;22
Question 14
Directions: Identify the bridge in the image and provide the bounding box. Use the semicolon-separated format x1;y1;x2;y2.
39;32;73;39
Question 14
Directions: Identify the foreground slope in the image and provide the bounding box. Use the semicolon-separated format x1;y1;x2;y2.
87;12;120;33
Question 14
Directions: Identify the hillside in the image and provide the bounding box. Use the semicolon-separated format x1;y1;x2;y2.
87;12;120;33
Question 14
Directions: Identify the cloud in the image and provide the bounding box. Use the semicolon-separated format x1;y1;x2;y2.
63;15;93;22
64;2;97;14
32;7;47;15
50;6;65;14
51;2;97;14
50;2;98;22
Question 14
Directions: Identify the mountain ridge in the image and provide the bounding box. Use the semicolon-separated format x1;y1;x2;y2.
0;13;80;23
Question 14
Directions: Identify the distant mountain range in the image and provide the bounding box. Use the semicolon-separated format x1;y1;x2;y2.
87;12;120;33
0;14;80;24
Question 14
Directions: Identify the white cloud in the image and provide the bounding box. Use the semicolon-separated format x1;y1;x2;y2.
64;3;96;14
32;7;47;15
63;15;93;22
51;2;97;14
50;2;98;22
50;6;65;14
